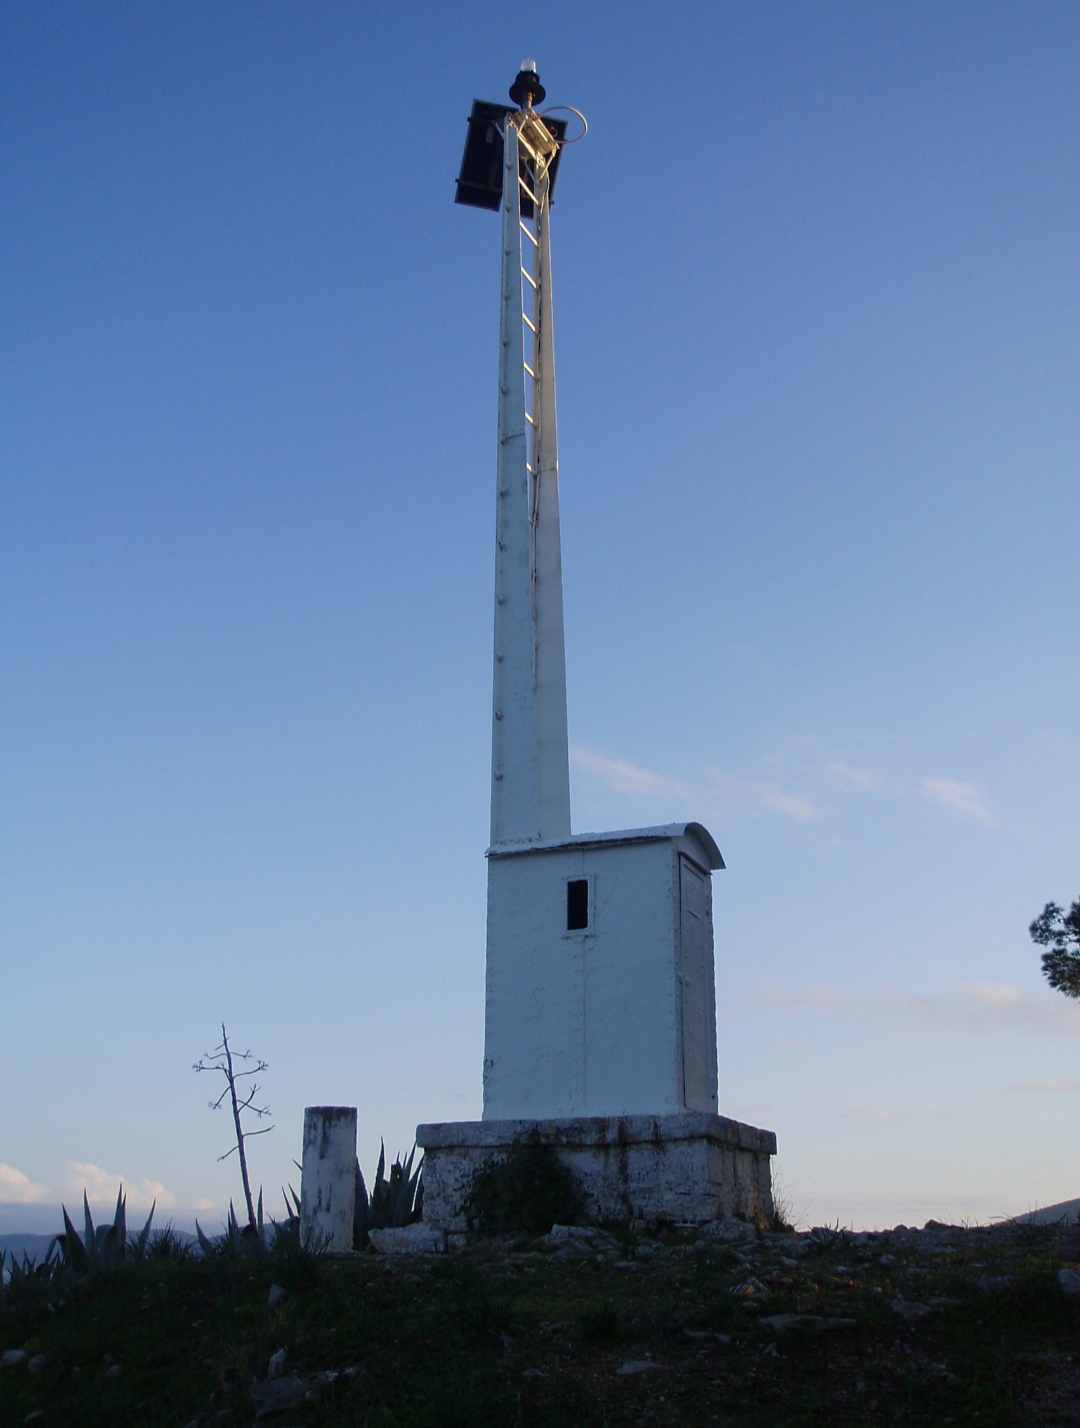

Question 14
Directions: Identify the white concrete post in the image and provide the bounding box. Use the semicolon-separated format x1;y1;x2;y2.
300;1106;356;1252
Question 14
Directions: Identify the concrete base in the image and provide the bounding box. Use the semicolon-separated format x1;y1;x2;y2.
415;1112;776;1236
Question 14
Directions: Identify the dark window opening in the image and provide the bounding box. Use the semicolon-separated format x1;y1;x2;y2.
567;879;589;931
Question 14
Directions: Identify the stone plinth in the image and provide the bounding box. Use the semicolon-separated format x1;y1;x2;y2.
300;1106;356;1252
416;1112;776;1236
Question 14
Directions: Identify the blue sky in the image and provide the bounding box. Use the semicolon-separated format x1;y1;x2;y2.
2;1;1078;1232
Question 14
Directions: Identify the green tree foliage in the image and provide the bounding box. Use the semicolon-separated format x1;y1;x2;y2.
1030;899;1080;997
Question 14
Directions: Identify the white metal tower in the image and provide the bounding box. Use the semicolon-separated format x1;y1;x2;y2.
457;63;573;846
414;65;774;1220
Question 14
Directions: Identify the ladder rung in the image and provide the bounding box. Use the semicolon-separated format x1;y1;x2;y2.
520;266;538;291
518;176;540;208
525;411;536;427
524;361;536;380
522;311;537;335
519;221;538;248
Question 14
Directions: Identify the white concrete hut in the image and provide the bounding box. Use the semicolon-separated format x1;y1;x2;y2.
483;823;723;1121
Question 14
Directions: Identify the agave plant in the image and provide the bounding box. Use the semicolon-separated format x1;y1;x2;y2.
196;1188;270;1258
353;1142;423;1248
54;1186;154;1275
0;1242;63;1309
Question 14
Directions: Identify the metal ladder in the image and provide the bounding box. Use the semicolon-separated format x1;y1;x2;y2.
513;121;554;534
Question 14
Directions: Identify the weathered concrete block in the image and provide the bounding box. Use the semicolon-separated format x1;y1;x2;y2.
416;1112;776;1235
300;1106;356;1252
368;1224;447;1255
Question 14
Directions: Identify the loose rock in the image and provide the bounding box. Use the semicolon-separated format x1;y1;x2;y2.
617;1360;665;1376
367;1225;446;1255
760;1314;858;1334
2;1350;27;1369
1058;1267;1080;1299
251;1376;305;1417
27;1355;45;1375
268;1283;287;1309
268;1348;288;1379
704;1219;757;1243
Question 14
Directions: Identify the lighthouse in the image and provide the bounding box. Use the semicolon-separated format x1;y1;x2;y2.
417;65;776;1232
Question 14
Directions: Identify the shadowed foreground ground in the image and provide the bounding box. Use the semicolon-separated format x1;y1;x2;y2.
4;1217;1080;1426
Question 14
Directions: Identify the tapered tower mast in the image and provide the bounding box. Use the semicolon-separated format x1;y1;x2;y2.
457;62;572;845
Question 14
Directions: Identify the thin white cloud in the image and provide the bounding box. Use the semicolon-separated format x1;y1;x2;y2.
570;745;690;802
0;1163;49;1205
708;771;818;821
755;785;818;821
572;746;819;822
67;1162;175;1212
828;762;884;794
1015;1080;1080;1094
921;777;995;826
759;981;852;1013
758;981;1080;1039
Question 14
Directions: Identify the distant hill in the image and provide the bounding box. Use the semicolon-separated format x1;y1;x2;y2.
1011;1198;1080;1226
0;1233;57;1267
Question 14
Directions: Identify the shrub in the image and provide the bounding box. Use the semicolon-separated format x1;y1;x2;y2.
464;1143;585;1238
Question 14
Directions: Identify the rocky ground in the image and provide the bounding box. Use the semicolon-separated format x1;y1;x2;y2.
4;1215;1080;1425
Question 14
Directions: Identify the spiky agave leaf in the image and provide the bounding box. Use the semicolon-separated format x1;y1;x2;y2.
113;1184;127;1251
395;1146;417;1223
225;1201;245;1255
195;1219;215;1256
280;1183;302;1227
256;1187;268;1250
40;1238;62;1278
8;1254;26;1291
98;1221;123;1272
405;1150;423;1224
83;1193;96;1265
131;1201;156;1260
60;1204;89;1273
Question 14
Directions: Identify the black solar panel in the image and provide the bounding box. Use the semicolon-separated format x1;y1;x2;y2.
455;100;568;215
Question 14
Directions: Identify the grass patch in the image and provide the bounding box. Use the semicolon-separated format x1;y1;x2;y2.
4;1219;1080;1425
